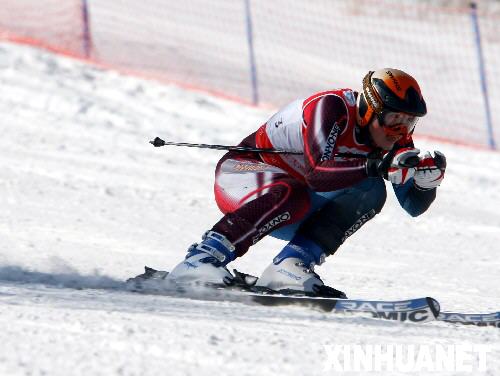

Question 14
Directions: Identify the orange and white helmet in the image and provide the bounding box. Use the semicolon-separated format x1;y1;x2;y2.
356;68;427;132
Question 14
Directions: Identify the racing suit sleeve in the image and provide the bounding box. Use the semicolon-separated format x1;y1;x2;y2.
302;93;367;192
393;181;437;217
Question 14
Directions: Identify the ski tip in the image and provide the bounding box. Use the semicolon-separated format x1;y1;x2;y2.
426;297;441;318
144;265;158;273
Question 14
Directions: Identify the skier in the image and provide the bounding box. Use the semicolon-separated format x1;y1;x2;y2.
154;68;447;297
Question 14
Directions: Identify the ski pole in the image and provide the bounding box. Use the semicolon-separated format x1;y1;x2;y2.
150;137;303;154
150;136;375;160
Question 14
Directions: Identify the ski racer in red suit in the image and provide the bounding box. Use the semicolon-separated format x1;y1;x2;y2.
166;68;447;297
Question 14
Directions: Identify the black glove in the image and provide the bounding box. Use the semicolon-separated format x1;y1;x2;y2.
366;151;393;178
366;148;421;179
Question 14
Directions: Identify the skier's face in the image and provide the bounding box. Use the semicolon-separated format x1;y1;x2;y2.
369;116;402;150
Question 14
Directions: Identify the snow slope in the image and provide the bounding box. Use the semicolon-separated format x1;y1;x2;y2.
0;42;499;375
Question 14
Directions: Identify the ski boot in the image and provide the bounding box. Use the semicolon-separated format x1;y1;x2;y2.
255;235;346;298
166;230;236;286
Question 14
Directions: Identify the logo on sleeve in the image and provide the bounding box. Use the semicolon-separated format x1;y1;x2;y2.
321;122;341;161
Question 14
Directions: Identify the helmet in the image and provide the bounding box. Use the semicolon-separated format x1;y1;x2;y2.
356;68;427;128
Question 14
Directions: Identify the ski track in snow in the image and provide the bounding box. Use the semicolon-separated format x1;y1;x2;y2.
0;43;499;375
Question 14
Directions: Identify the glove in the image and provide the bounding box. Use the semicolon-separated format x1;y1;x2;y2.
366;152;388;177
366;148;420;185
386;147;420;185
413;151;446;190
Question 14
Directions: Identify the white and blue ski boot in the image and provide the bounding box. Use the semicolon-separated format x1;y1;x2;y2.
255;235;346;298
167;231;236;285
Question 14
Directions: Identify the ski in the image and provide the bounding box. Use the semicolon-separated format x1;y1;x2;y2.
250;295;440;323
127;267;440;324
438;311;500;328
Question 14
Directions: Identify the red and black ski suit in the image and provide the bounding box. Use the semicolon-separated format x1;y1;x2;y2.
211;89;436;258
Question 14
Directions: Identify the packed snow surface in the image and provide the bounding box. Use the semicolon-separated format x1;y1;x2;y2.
0;43;499;375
